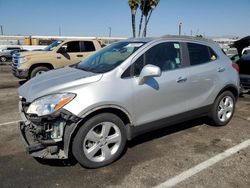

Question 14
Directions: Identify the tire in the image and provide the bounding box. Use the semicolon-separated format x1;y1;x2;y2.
0;56;7;62
72;113;127;168
30;66;50;78
209;91;235;126
239;87;250;97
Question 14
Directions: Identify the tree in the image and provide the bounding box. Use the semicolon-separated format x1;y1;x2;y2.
128;0;159;38
142;0;159;37
138;0;146;37
128;0;140;38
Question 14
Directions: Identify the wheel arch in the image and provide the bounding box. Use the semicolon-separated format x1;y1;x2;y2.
65;106;133;158
216;84;239;102
29;63;54;76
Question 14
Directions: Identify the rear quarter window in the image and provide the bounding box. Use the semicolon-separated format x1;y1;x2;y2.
187;43;217;66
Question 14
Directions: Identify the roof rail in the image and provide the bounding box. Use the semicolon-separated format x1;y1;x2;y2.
160;35;213;43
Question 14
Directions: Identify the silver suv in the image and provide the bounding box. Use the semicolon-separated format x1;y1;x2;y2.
18;36;240;168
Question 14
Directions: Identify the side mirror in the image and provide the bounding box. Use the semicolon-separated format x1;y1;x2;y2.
57;47;67;54
138;64;161;85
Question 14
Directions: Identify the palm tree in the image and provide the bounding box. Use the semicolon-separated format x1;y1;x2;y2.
142;0;159;37
128;0;140;38
138;0;146;37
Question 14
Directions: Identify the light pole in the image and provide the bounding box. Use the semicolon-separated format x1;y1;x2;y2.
108;27;112;38
178;22;182;36
59;26;61;36
0;25;3;35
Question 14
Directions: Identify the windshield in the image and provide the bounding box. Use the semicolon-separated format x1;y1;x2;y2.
77;41;145;73
43;41;62;51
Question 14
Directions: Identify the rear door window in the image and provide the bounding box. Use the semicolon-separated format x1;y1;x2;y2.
80;41;96;52
187;43;217;66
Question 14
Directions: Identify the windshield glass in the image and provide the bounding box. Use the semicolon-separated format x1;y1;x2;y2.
77;41;145;73
43;41;62;51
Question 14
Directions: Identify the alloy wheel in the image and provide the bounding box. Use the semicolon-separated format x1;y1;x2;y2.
83;122;121;162
35;71;45;76
217;96;234;122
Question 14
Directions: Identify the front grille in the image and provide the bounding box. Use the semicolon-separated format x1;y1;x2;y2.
12;56;19;73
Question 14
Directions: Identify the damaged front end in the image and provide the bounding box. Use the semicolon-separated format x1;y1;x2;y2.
19;97;80;159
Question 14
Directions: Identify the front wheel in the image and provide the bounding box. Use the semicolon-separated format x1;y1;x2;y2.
72;113;127;168
0;56;7;62
30;66;50;78
209;91;235;126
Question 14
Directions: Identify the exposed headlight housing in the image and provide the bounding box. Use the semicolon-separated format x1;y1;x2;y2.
27;93;76;116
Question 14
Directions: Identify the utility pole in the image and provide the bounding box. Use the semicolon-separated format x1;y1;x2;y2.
108;27;112;38
178;22;182;36
59;26;61;36
0;25;3;35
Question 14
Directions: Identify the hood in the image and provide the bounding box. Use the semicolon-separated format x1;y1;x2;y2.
19;50;49;57
18;67;102;102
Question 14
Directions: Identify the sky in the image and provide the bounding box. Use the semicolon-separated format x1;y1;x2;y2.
0;0;249;38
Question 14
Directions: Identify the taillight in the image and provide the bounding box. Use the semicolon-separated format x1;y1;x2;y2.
232;62;239;73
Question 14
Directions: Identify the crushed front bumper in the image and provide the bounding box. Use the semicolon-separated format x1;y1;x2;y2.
19;121;67;159
18;97;81;159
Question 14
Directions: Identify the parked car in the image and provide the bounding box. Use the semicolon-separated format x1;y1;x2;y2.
242;47;250;55
0;46;22;62
226;48;238;57
235;54;250;93
18;36;240;168
230;54;240;62
231;36;250;94
10;49;29;56
12;39;102;79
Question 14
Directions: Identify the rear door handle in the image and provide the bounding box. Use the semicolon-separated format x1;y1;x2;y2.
77;54;83;57
57;56;61;59
176;76;187;83
217;67;225;72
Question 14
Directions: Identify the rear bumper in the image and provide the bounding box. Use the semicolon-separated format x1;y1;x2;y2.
240;74;250;89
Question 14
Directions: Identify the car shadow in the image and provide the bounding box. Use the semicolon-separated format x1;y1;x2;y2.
34;154;78;167
128;117;207;148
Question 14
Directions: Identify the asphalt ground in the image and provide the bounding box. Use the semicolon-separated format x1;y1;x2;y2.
0;64;250;188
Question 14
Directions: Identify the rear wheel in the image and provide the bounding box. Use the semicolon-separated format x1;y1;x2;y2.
30;66;50;78
239;85;250;96
72;113;126;168
0;56;7;62
209;91;235;126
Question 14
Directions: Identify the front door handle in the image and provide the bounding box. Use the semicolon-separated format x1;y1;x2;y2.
217;67;225;72
77;54;83;57
57;56;61;59
176;76;187;83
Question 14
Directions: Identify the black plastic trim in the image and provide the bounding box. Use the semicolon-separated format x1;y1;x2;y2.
126;105;211;140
